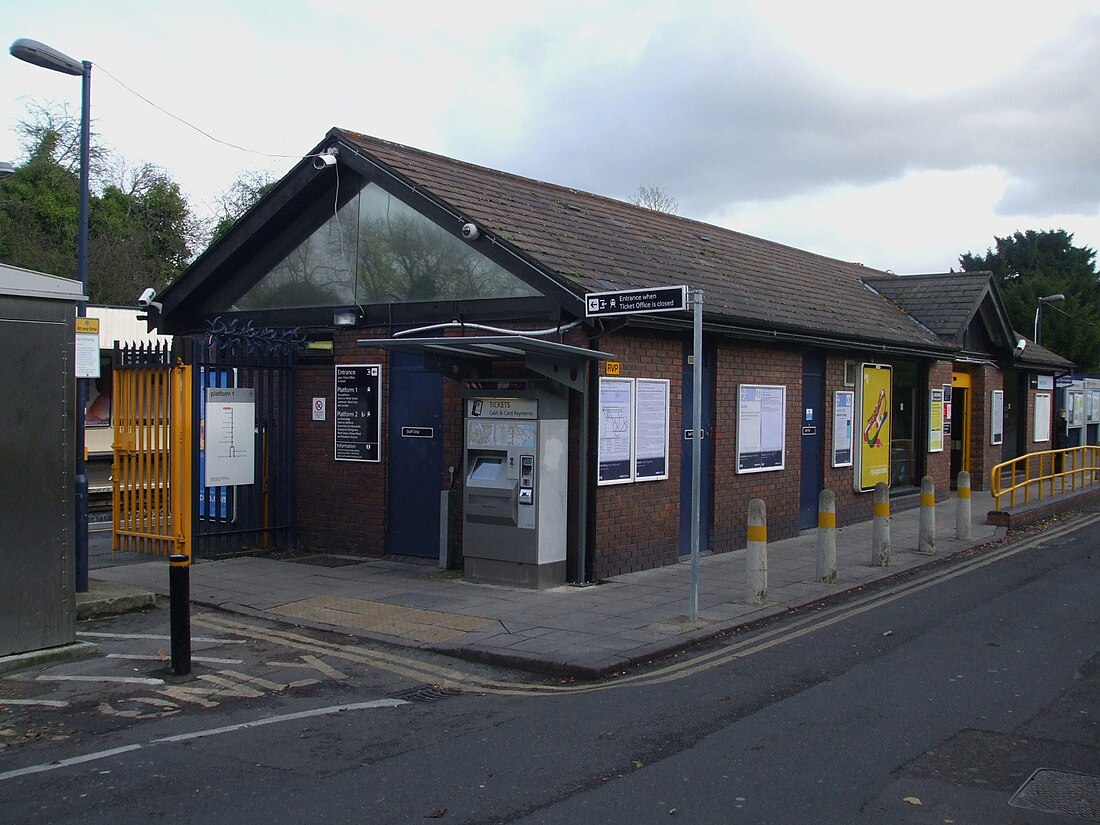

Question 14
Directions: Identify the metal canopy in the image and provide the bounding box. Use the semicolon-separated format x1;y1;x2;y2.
358;335;614;392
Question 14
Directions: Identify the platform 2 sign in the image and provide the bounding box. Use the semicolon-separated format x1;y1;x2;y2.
586;286;688;318
335;364;381;462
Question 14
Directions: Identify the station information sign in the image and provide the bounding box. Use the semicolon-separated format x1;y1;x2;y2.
585;286;688;318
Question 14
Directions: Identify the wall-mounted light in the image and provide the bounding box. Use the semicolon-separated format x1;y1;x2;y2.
333;308;359;327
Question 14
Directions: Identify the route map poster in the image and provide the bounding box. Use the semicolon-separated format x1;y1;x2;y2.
335;364;381;462
857;363;892;492
598;377;634;485
204;387;255;487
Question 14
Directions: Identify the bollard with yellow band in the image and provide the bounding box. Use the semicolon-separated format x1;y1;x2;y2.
917;475;936;555
871;482;890;566
956;470;972;541
816;488;837;583
746;498;768;605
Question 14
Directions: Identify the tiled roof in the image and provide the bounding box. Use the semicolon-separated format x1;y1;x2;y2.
863;272;992;341
337;130;949;353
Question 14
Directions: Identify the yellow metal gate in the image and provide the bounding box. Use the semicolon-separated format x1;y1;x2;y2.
112;343;192;559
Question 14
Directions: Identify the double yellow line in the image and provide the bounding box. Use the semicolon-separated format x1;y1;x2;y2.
197;513;1098;697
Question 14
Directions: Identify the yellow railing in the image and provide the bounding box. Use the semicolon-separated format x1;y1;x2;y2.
990;445;1100;509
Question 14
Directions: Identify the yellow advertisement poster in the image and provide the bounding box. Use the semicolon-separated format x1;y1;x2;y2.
928;388;944;453
857;364;892;492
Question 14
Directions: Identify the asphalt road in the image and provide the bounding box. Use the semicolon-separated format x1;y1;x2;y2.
2;515;1097;824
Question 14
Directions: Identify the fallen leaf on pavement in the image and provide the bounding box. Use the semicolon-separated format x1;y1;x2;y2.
903;797;922;805
425;808;447;819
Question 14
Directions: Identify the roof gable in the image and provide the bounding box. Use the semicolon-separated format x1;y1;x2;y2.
864;272;1017;353
158;128;949;355
338;131;946;352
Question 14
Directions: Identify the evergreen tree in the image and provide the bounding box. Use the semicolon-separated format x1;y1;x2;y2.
959;230;1100;369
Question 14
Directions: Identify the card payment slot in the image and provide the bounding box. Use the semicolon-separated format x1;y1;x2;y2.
518;454;534;505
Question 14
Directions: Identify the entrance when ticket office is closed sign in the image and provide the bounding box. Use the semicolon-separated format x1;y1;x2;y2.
856;363;891;492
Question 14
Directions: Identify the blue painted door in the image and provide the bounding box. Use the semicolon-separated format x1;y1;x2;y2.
387;352;444;557
799;352;825;529
679;341;714;555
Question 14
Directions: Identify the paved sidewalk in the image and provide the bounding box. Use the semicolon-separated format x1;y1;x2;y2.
85;490;1036;678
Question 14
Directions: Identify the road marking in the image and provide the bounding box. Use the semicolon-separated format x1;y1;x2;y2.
78;632;246;644
0;745;143;782
0;698;70;708
194;513;1100;696
149;699;409;743
106;654;244;664
37;675;164;686
0;700;409;782
267;655;348;680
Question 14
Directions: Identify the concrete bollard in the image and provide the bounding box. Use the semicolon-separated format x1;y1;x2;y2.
917;475;936;555
746;498;768;605
956;470;972;541
816;488;837;583
871;482;890;566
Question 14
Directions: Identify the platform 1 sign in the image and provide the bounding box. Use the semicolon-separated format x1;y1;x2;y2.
586;286;688;318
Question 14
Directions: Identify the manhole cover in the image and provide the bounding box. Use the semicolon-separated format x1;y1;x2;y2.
288;555;364;568
394;685;462;704
1009;769;1100;821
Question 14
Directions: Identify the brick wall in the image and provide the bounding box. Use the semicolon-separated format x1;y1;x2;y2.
710;342;803;552
293;329;389;555
926;360;954;491
967;364;1004;491
591;329;682;580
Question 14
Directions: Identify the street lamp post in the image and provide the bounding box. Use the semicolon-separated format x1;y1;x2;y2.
10;38;92;593
1034;293;1065;346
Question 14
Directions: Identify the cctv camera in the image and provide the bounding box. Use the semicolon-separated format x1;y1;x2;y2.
138;287;156;307
1015;338;1027;356
461;222;480;241
313;150;337;170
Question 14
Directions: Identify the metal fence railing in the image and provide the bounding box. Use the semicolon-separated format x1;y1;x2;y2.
990;445;1100;510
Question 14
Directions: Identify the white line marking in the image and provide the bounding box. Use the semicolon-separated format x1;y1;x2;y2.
0;700;410;782
37;675;164;686
0;745;143;781
77;632;246;644
149;700;409;743
0;698;70;708
105;654;244;664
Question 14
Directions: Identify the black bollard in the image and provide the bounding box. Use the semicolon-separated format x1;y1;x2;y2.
168;554;191;675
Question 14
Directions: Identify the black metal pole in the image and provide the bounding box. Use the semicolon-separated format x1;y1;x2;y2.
74;60;92;593
168;554;191;675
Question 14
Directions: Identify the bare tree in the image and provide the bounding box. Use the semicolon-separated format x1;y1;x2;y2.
629;184;678;214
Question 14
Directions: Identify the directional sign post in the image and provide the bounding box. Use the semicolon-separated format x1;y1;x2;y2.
586;284;704;621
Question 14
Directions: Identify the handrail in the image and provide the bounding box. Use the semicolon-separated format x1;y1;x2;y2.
990;445;1100;509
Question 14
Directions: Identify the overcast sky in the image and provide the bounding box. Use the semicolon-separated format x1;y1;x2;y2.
3;0;1099;276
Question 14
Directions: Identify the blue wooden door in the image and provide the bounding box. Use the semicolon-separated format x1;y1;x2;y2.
679;342;714;555
387;352;444;557
799;352;825;529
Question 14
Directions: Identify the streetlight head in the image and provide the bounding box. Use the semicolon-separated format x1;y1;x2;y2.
10;38;83;76
0;161;14;180
1040;293;1066;304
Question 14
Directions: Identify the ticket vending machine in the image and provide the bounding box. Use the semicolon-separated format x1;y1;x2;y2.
462;382;569;588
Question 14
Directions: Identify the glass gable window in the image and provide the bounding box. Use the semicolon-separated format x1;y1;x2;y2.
235;182;540;310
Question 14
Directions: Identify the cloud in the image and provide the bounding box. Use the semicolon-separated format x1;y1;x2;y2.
456;5;1100;221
